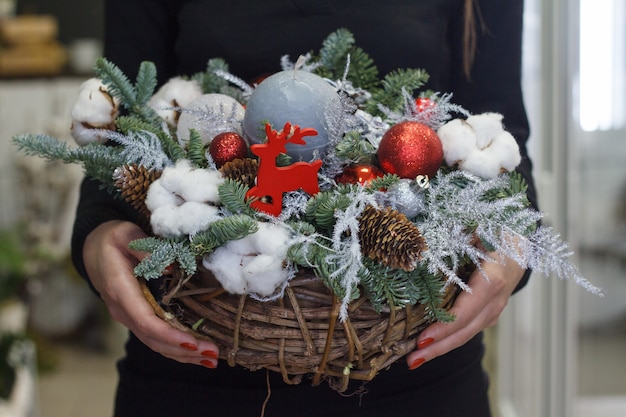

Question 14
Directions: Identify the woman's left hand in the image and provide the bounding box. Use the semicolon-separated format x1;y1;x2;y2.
405;252;525;370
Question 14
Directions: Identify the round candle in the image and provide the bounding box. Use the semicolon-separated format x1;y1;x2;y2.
243;70;341;161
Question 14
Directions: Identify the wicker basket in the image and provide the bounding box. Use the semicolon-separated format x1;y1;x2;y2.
141;266;459;392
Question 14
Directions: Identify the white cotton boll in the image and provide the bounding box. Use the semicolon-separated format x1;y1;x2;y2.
148;77;203;126
70;78;119;146
203;249;249;294
145;180;183;212
244;255;289;296
148;205;180;238
177;169;223;204
487;131;522;172
250;223;291;254
466;113;504;149
437;118;477;166
225;235;258;256
70;121;108;146
460;149;501;179
173;202;220;233
159;160;193;191
150;202;219;238
71;78;119;126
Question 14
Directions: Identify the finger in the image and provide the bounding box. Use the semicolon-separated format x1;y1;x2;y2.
406;305;492;369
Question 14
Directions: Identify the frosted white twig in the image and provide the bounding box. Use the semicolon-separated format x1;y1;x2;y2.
105;130;171;170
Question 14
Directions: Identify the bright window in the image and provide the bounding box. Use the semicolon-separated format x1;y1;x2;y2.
578;0;626;131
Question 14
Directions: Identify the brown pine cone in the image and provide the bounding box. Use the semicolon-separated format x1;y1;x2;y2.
219;158;259;188
358;205;427;271
113;164;162;222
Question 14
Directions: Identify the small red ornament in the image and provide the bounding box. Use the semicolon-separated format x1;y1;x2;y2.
415;97;436;113
377;121;443;179
335;164;384;185
209;132;248;168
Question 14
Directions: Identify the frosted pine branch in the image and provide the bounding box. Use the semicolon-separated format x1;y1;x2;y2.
106;130;171;170
515;227;604;295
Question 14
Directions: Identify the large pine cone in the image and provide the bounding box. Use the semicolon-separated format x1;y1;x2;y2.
113;164;162;222
358;205;427;271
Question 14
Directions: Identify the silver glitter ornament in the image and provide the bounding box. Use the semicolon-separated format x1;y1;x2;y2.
388;179;426;219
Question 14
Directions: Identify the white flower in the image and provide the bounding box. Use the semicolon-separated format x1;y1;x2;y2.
145;160;224;238
147;77;203;126
437;112;521;179
202;222;293;297
70;78;119;146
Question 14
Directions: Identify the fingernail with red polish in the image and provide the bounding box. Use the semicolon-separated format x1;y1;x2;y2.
417;337;435;349
200;359;217;369
408;358;426;371
201;350;219;359
180;343;198;351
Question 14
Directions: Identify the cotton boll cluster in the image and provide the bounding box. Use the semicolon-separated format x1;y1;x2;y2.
147;77;204;126
202;223;293;297
70;78;120;146
145;160;224;238
437;112;521;179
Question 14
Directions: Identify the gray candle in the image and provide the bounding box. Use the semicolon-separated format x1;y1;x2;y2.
243;70;342;161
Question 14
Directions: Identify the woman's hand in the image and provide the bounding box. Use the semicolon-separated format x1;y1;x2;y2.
83;220;220;368
405;252;525;370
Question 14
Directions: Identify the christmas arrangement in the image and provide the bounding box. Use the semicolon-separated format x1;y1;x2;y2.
13;29;601;391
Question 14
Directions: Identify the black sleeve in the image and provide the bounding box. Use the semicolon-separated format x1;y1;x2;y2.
450;0;536;291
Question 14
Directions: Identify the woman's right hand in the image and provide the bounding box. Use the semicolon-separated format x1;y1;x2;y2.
83;220;220;368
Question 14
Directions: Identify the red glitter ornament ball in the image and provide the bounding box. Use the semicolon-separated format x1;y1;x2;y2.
335;164;384;185
209;132;248;167
377;121;443;179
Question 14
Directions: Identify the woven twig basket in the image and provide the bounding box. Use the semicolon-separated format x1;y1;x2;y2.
141;266;459;392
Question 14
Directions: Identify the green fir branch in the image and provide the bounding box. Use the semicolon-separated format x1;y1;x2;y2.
366;174;401;192
116;115;185;162
189;215;259;256
94;57;135;106
218;178;255;216
116;115;160;136
186;129;207;168
135;61;158;107
413;268;456;323
345;46;380;91
305;187;354;231
313;29;379;91
159;131;186;163
285;221;325;266
481;171;529;202
95;58;161;125
313;254;363;303
193;58;230;94
367;68;430;114
13;133;125;187
318;28;355;75
334;130;375;163
130;238;197;279
361;259;422;312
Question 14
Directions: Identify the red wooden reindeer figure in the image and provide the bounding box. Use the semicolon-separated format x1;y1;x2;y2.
246;122;323;216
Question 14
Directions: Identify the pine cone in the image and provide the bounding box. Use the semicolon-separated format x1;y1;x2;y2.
219;158;259;188
113;164;162;222
358;205;427;271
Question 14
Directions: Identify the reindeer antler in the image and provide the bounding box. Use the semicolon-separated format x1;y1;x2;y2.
265;122;318;146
